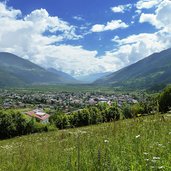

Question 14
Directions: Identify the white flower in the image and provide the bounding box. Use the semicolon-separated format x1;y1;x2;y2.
158;166;164;169
151;160;157;163
135;135;140;138
143;152;148;155
104;140;109;143
80;131;87;134
153;156;160;160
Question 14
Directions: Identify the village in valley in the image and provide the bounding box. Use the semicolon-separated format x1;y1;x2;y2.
0;89;138;123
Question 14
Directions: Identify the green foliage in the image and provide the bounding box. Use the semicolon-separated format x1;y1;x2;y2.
122;103;132;119
140;95;159;114
159;85;171;113
103;102;121;121
50;103;123;130
131;103;144;117
0;109;51;139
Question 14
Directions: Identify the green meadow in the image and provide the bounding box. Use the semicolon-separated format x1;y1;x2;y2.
1;114;171;171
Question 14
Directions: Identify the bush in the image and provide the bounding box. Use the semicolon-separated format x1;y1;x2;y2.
51;103;121;130
122;103;132;119
0;110;50;139
130;103;144;117
159;85;171;113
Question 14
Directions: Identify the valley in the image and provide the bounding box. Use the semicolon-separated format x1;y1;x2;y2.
1;0;171;170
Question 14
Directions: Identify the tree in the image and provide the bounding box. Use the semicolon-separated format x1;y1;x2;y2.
159;85;171;113
104;102;121;122
131;103;144;117
122;103;132;119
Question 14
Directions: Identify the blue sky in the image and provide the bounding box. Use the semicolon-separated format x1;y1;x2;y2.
7;0;154;55
0;0;171;76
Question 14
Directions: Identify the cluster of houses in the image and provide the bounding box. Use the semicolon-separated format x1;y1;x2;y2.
1;92;138;109
0;90;139;123
88;95;138;106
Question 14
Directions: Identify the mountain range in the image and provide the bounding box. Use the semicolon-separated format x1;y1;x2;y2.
1;48;171;89
94;48;171;89
0;52;77;87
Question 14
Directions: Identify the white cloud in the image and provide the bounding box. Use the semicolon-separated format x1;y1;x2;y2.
111;0;171;67
139;0;171;31
91;20;128;32
139;13;160;28
136;0;162;10
73;16;84;21
0;2;125;76
156;0;171;31
111;4;132;13
0;1;21;18
112;0;171;65
91;24;105;33
110;0;171;67
111;30;171;67
1;1;171;77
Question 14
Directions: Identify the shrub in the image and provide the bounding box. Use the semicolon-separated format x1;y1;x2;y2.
122;103;132;119
0;110;50;139
159;85;171;113
131;103;144;117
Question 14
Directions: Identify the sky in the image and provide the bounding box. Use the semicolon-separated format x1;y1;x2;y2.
0;0;171;77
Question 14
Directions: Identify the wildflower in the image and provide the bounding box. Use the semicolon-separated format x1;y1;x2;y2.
80;131;87;134
169;132;171;135
151;160;157;163
157;143;165;148
135;135;140;138
64;147;75;152
153;157;160;160
104;140;109;143
76;130;87;135
143;152;148;155
158;166;164;169
144;159;149;161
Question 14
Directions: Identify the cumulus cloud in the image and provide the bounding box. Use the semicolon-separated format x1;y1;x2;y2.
1;1;171;77
136;0;162;10
139;0;171;31
139;13;160;28
111;4;132;13
0;2;21;18
110;0;171;67
112;31;169;65
0;2;125;76
91;20;128;32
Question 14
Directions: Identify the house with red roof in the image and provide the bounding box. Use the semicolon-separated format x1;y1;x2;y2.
26;109;50;124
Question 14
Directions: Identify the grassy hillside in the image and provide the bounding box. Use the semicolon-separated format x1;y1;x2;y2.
1;114;171;170
95;48;171;89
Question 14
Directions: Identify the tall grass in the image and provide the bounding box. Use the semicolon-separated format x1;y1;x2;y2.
0;114;171;170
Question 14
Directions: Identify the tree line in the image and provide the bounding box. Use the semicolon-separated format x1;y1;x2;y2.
1;85;171;139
